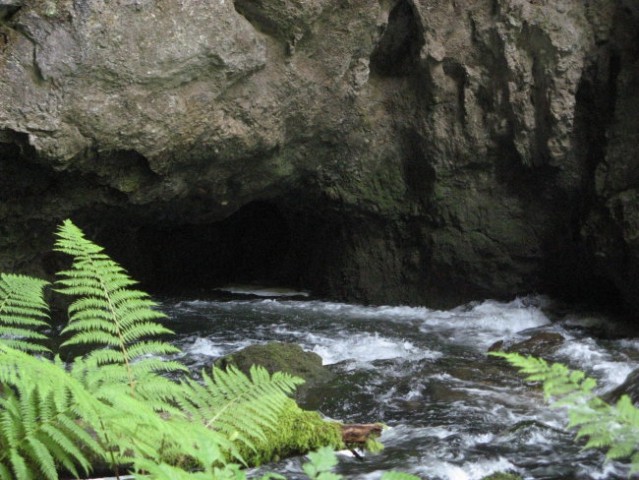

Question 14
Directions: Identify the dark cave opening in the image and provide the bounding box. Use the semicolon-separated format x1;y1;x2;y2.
370;0;423;77
94;201;298;295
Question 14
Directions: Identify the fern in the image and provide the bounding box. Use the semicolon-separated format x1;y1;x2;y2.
0;220;362;479
0;346;105;479
0;273;50;353
174;365;304;461
492;352;639;473
54;219;186;394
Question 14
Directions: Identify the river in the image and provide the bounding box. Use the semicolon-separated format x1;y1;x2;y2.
158;290;639;480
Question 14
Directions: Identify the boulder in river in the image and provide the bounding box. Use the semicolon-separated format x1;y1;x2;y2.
603;367;639;405
215;342;334;404
489;332;565;358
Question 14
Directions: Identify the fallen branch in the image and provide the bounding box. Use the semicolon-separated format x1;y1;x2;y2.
341;423;383;445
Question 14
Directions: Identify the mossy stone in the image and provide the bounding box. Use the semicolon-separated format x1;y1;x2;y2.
240;399;344;466
216;342;335;404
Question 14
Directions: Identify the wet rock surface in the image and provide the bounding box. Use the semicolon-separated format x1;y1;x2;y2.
0;0;638;310
603;367;639;405
489;332;565;358
215;342;334;404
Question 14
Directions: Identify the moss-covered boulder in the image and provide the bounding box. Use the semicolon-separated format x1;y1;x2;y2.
216;342;335;404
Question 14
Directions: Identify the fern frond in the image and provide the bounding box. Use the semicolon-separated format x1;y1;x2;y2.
492;351;639;472
174;365;303;461
54;220;186;394
0;273;50;353
0;347;110;479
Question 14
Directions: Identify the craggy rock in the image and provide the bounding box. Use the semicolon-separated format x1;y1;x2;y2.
0;0;638;309
580;4;639;310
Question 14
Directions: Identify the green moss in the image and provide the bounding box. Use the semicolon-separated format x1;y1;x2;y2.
218;343;325;379
240;399;344;466
216;342;334;403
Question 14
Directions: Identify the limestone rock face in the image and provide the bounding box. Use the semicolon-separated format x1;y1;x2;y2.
581;4;639;309
0;0;637;309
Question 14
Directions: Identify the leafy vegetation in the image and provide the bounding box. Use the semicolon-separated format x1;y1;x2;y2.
0;220;345;480
0;273;50;353
492;352;639;474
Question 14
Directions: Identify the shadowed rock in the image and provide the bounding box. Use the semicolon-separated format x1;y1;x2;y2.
0;0;638;311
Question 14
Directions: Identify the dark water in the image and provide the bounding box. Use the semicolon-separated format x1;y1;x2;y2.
159;290;639;480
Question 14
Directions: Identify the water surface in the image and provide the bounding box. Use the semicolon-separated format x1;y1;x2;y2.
160;293;638;480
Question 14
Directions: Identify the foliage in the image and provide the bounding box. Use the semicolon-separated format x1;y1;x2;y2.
0;346;102;480
55;219;186;392
243;399;344;465
303;447;341;480
491;352;639;473
0;273;50;353
0;220;340;480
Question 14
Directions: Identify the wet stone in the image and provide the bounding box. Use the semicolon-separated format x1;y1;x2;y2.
603;367;639;405
488;332;565;358
215;342;335;405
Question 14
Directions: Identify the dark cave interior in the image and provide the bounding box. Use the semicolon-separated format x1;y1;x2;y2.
91;201;305;296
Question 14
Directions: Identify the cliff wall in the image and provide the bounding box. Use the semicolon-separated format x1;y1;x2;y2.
0;0;638;308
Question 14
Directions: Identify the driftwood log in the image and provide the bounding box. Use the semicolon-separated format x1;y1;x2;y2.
341;423;383;444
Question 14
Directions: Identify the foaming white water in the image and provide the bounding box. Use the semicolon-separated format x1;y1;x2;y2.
424;457;518;480
187;338;225;357
223;298;433;319
419;298;551;348
179;337;253;358
309;332;440;365
170;296;554;363
166;293;639;479
555;337;636;388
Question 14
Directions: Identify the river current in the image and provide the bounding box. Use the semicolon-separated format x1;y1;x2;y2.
159;290;639;480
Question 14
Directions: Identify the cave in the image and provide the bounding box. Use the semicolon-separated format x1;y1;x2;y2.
370;0;423;77
91;201;304;296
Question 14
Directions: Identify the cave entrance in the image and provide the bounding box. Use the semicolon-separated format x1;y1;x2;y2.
98;201;296;295
370;0;423;77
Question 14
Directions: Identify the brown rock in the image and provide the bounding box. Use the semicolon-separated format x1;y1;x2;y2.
0;0;637;311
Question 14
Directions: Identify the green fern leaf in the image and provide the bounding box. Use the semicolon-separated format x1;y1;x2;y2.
9;449;31;480
54;220;186;394
25;436;57;480
0;273;50;353
172;364;303;464
0;463;12;480
492;351;639;470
